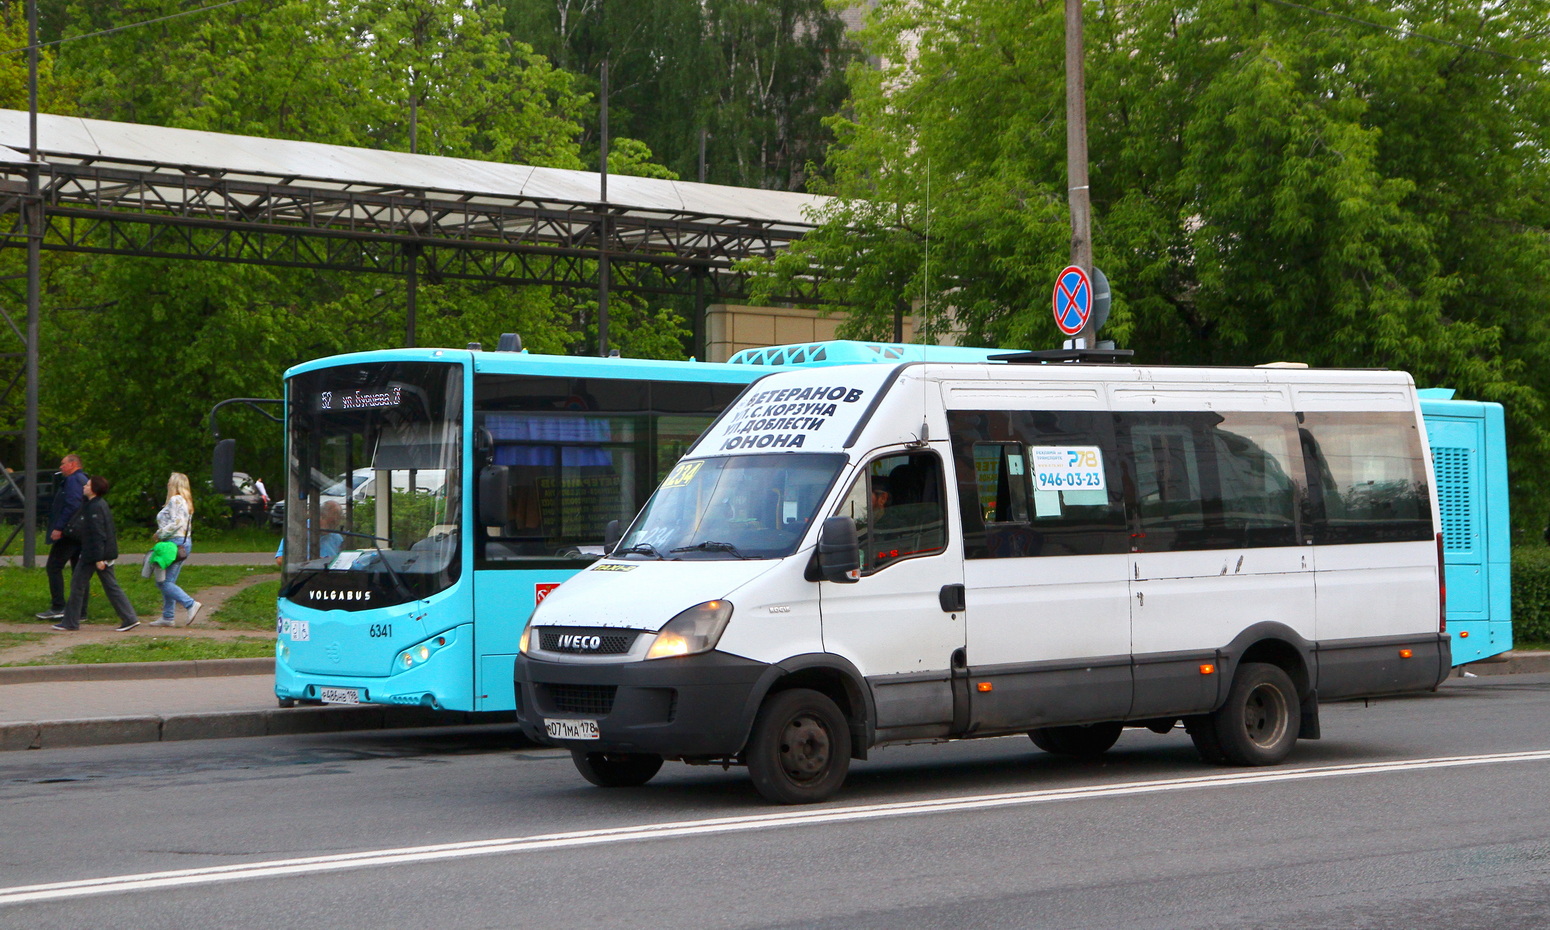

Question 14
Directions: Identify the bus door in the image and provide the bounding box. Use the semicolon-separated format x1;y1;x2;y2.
819;450;966;741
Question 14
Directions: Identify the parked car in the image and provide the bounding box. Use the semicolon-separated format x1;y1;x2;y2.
0;469;59;526
219;471;269;526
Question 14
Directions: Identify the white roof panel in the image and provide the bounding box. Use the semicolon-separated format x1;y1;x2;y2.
0;109;826;225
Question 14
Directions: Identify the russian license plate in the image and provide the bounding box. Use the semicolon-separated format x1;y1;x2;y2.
545;718;600;740
319;687;359;705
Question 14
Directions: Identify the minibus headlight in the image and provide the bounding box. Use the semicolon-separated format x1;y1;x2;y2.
519;617;533;655
646;600;733;660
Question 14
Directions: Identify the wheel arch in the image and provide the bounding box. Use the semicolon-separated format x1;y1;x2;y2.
742;653;875;760
1220;621;1315;700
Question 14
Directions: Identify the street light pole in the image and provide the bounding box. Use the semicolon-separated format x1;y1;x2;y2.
1065;0;1095;350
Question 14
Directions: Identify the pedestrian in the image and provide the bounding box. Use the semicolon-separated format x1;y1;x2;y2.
35;453;89;622
149;472;202;628
254;476;270;511
52;474;141;632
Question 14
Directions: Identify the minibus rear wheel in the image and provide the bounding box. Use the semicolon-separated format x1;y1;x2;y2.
1028;722;1123;758
571;750;664;788
746;688;851;804
1194;662;1300;766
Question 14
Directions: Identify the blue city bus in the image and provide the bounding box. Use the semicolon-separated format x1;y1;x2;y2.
265;340;1013;712
1419;389;1512;665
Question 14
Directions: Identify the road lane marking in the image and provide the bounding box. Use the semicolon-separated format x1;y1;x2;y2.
6;748;1550;906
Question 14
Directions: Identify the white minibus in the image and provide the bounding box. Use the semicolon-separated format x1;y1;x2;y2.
513;357;1449;803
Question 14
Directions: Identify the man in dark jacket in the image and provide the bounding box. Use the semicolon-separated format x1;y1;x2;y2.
52;474;140;632
35;454;88;621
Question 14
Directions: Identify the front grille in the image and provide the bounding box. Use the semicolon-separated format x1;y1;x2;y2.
539;627;638;655
545;684;617;715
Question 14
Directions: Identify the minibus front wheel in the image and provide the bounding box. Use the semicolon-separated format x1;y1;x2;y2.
746;688;851;804
571;750;664;788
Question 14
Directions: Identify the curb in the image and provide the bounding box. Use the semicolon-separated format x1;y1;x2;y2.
0;657;273;684
0;705;522;752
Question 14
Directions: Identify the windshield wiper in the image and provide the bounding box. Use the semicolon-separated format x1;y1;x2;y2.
615;542;664;559
670;540;749;559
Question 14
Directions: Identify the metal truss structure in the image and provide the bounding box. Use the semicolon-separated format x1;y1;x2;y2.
0;111;834;562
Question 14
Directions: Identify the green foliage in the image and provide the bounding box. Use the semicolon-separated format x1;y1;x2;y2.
1512;546;1550;646
748;0;1550;533
503;0;857;189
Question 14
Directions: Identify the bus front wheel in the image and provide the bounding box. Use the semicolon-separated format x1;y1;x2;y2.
746;688;851;804
1193;662;1300;766
571;750;664;787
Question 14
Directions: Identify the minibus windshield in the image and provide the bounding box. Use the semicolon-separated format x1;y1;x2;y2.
618;453;846;560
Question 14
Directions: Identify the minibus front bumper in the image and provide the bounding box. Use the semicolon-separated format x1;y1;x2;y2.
513;652;770;757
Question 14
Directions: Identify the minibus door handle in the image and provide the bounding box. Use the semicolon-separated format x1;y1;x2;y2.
939;583;966;613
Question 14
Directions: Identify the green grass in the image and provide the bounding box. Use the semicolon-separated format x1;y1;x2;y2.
0;631;44;648
215;579;282;631
2;636;275;666
119;522;281;555
0;564;273;624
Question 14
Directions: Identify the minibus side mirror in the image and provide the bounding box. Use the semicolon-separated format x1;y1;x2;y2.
604;519;622;554
212;439;236;494
477;465;510;527
817;515;860;584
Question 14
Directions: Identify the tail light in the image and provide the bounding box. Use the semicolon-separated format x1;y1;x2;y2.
1436;532;1447;635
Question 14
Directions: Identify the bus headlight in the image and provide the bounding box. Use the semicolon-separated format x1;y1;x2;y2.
646;601;733;660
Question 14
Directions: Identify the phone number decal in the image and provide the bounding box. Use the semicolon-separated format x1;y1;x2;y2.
1029;446;1107;492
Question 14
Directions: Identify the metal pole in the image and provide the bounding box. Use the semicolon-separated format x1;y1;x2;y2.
597;60;610;357
22;0;39;567
404;243;418;348
1065;0;1095;350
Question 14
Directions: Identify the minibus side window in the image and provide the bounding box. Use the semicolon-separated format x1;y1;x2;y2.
1118;411;1303;552
947;409;1126;558
1299;411;1432;544
834;452;948;574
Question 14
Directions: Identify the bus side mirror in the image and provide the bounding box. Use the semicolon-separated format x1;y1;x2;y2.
817;515;860;584
212;439;236;494
478;465;510;527
603;519;622;554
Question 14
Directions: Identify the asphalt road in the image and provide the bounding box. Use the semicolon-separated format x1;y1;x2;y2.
3;673;1550;930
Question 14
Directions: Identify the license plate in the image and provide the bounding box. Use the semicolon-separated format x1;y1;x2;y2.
319;687;359;705
545;718;600;740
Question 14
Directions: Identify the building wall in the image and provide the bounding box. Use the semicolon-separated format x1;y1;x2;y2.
705;304;921;362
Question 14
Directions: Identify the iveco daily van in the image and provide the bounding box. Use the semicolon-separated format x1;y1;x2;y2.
512;356;1449;803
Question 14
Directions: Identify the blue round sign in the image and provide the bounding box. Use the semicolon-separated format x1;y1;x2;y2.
1052;265;1092;336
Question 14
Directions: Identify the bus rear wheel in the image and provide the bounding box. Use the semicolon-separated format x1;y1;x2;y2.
571;750;664;787
746;689;850;804
1194;662;1300;766
1028;722;1124;758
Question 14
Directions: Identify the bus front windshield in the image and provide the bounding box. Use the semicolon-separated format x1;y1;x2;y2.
618;453;845;561
283;361;463;608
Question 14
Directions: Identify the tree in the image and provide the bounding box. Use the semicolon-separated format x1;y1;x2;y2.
748;0;1550;534
502;0;857;189
28;0;689;516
